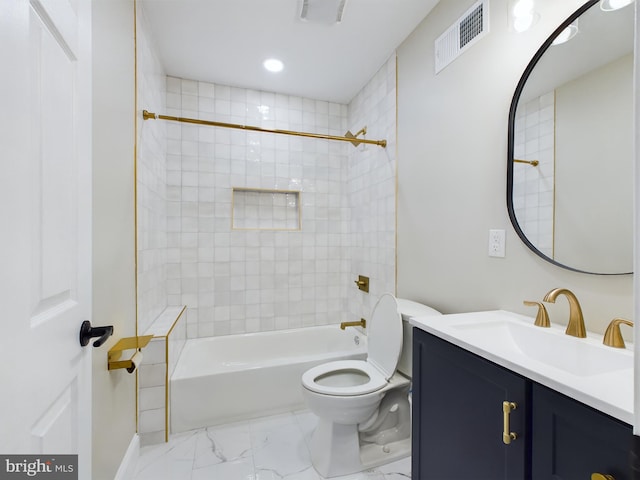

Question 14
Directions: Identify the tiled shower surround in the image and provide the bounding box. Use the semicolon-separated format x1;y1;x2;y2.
139;60;398;339
136;0;398;342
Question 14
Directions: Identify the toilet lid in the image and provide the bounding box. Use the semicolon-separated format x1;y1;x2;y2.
301;360;388;396
367;293;402;380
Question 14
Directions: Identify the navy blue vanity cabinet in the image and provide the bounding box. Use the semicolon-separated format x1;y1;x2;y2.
412;327;633;480
412;328;530;480
531;383;632;480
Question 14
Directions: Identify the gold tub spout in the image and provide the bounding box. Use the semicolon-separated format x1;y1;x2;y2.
340;319;366;330
543;288;586;338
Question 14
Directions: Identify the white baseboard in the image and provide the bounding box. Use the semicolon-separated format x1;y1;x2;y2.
114;434;140;480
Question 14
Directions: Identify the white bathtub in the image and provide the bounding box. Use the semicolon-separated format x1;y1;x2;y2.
170;325;367;433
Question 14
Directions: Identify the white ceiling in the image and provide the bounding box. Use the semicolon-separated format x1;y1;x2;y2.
140;0;440;104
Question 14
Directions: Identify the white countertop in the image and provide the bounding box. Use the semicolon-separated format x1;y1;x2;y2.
410;310;634;425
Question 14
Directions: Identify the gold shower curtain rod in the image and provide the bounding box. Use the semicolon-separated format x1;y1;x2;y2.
142;110;387;148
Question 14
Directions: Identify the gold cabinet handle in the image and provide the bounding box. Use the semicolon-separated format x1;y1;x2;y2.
502;401;517;445
591;474;615;480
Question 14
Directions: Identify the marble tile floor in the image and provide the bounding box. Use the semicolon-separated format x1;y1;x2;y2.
132;410;411;480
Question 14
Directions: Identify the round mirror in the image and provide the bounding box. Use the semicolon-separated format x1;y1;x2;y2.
507;0;633;275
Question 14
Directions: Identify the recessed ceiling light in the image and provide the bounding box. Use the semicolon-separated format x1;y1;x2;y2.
511;0;538;33
512;0;534;18
513;13;534;32
263;58;284;73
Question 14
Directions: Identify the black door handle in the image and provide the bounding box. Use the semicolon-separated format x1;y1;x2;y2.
79;320;113;347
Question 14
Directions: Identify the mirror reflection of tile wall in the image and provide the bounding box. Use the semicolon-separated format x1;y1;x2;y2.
513;91;555;258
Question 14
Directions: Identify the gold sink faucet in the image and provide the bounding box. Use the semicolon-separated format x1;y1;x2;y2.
340;318;366;330
543;288;586;338
603;318;633;348
523;301;550;328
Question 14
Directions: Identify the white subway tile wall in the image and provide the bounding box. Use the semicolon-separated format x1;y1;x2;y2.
513;91;555;257
165;76;351;337
138;305;188;446
138;342;166;446
137;5;168;335
137;7;189;446
347;58;398;321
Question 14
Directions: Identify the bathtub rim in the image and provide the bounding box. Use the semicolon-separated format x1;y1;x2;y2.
171;324;368;380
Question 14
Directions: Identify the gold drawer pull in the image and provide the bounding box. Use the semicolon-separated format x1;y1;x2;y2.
502;401;517;445
591;474;615;480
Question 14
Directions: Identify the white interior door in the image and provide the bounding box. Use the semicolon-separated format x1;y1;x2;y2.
0;0;92;477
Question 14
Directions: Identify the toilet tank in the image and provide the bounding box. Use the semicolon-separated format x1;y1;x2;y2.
397;298;442;377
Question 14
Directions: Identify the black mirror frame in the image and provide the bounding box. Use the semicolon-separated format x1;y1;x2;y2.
506;0;631;276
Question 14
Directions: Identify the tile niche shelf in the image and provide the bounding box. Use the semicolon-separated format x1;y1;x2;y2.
232;188;301;231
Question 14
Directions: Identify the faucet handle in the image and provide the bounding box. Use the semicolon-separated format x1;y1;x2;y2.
354;275;369;293
602;318;633;348
523;301;550;328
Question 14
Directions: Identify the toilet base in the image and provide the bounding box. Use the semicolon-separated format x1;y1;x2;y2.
309;419;411;478
360;436;411;471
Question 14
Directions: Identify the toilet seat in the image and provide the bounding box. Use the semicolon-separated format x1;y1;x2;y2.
302;360;388;396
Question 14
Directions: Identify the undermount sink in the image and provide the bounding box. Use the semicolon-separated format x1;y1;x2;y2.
450;318;633;377
409;309;634;424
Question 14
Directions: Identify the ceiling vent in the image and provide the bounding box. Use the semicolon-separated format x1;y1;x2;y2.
434;0;489;74
300;0;347;24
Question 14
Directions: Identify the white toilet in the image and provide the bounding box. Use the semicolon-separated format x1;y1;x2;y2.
301;293;441;478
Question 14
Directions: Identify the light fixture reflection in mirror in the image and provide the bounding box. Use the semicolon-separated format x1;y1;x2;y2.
600;0;634;11
551;20;579;45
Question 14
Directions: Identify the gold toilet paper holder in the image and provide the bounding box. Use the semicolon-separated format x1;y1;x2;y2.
108;335;153;373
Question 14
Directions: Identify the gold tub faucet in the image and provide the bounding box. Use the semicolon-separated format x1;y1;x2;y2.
340;319;366;330
543;288;586;338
